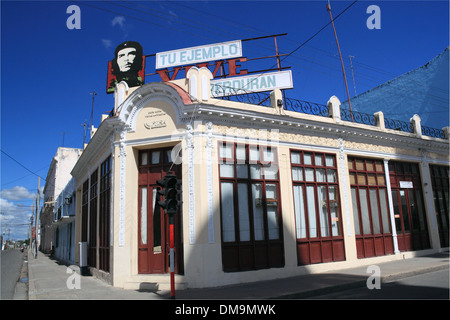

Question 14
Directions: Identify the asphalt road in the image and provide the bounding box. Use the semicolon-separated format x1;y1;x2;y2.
1;249;24;300
308;268;450;299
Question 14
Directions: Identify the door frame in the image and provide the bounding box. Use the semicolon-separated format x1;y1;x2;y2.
137;147;183;274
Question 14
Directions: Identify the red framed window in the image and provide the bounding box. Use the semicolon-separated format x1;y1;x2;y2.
99;156;111;272
388;161;430;251
218;142;284;272
81;179;89;243
348;157;393;258
429;165;449;247
290;150;345;265
88;169;98;268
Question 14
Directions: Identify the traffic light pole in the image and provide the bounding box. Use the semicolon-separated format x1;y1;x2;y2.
157;172;178;299
169;215;175;299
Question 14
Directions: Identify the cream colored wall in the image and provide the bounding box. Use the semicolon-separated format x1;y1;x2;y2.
78;76;449;289
180;121;448;288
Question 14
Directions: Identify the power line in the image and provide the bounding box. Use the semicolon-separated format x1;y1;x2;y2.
1;150;46;181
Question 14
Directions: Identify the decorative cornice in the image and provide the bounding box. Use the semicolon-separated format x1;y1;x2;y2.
180;102;449;155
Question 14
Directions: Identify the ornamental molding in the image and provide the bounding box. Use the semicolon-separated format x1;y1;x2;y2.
118;82;188;132
180;103;449;156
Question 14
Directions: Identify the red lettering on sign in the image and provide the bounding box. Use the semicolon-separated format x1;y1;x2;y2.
157;57;248;82
156;67;182;82
228;58;248;76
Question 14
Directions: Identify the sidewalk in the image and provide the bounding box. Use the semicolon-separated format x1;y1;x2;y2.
23;249;449;300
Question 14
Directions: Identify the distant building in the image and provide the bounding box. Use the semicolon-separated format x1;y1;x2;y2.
40;147;82;254
342;47;449;131
71;65;449;290
53;177;76;264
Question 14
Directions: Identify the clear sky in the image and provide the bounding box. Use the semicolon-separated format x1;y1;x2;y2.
1;0;448;240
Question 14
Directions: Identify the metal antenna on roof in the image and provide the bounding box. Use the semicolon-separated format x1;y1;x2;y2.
89;90;97;137
60;132;68;147
81;120;88;146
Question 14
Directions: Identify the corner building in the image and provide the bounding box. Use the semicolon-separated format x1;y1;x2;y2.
72;68;449;290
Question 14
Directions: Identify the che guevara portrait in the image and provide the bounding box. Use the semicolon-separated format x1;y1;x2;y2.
107;41;145;93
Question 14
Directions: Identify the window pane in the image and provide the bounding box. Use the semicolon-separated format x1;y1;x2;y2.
368;174;377;185
356;159;365;170
250;164;262;179
236;164;248;178
220;143;233;159
305;168;314;181
293;185;306;238
263;148;275;163
238;184;250;241
306;186;317;238
392;191;402;233
357;174;366;185
264;164;278;180
141;152;148;166
349;173;356;185
375;161;384;172
409;189;420;232
220;164;234;178
165;150;172;163
140;188;147;245
351;188;361;235
252;184;265;240
325;155;334;167
249;146;260;162
151;151;160;164
316;168;326;182
348;158;354;170
236;145;246;162
315;154;323;166
292;167;303;181
359;189;372;235
379;190;391;233
400;190;410;232
329;186;340;236
153;188;161;249
327;169;337;183
415;189;426;231
318;186;329;237
266;184;279;239
291;152;301;164
221;182;235;242
369;189;381;234
304;153;312;165
378;174;386;186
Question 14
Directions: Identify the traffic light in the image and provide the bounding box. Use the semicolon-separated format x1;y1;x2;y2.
156;172;178;216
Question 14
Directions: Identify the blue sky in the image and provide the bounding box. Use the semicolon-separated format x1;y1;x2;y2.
1;0;448;240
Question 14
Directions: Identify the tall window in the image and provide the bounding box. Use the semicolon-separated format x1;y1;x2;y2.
99;156;111;272
81;180;89;243
389;161;429;251
219;142;284;272
348;157;393;258
429;165;448;247
291;150;345;265
88;169;98;267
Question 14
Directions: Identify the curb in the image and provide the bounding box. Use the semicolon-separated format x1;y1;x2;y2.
272;263;449;299
380;263;450;283
13;251;29;300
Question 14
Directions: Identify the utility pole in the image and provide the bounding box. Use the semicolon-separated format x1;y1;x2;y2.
327;2;354;121
34;177;40;258
89;90;97;138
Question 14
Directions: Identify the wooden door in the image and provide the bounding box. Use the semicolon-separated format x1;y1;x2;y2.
138;148;182;274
